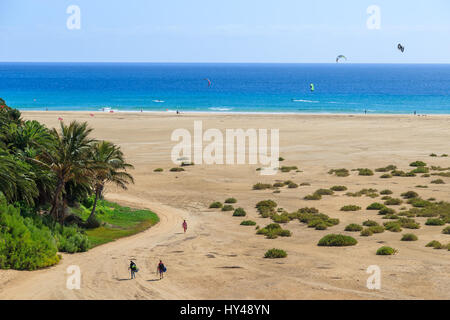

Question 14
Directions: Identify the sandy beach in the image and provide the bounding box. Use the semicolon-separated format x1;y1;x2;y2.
1;111;449;300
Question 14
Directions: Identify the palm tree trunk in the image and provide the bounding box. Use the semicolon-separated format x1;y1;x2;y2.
87;185;102;222
50;179;64;222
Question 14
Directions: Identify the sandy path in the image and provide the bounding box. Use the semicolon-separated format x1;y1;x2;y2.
1;112;450;299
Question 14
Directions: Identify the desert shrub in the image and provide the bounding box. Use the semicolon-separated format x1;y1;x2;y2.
384;198;403;206
55;225;90;253
391;170;405;176
278;157;285;161
345;224;363;232
169;167;185;172
403;172;416;177
432;172;450;177
222;205;234;211
442;154;448;157
288;182;299;189
443;226;450;234
257;223;290;238
264;248;287;259
225;198;237;204
367;203;386;210
280;166;298;173
401;234;418;242
240;220;256;226
253;183;272;190
422;174;431;177
429;153;437;157
209;201;223;209
304;193;322;200
0;202;60;270
271;213;290;223
317;234;357;247
425;218;445;226
296;211;339;228
415;185;428;188
380;190;393;195
408;198;432;208
279;229;292;237
375;165;397;172
383;214;399;220
314;223;328;230
330;185;347;191
426;240;443;249
357;168;374;176
368;225;385;234
340;205;361;211
380;174;392;179
153;168;163;172
256;200;277;212
273;182;285;188
363;220;379;227
233;208;246;217
300;182;311;186
384;222;402;232
381;196;392;200
328;168;349;177
360;229;373;236
314;189;334;196
376;246;397;255
401;191;418;199
410;161;427;167
411;167;429;174
273;190;281;194
431;179;445;184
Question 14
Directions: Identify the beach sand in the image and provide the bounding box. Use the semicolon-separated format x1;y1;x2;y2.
1;111;449;300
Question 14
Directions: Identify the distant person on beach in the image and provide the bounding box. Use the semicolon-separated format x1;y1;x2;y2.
414;110;417;115
157;260;166;279
129;260;138;279
182;220;187;233
364;109;367;114
176;110;180;114
140;107;143;112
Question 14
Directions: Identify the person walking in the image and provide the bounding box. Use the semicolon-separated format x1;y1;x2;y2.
182;220;187;233
157;260;166;279
129;260;138;279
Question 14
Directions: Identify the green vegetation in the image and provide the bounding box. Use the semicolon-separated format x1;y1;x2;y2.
363;220;379;227
367;202;386;210
280;166;298;173
304;193;322;200
345;224;363;232
401;191;419;199
380;174;392;179
384;198;403;205
169;167;185;172
431;179;445;184
375;165;397;172
209;201;223;209
401;233;418;241
429;153;437;157
256;200;278;217
253;183;272;190
257;223;291;239
328;168;350;177
317;234;357;247
368;225;385;234
443;226;450;234
224;198;237;204
360;229;373;236
273;182;284;188
425;218;445;226
426;240;443;249
346;188;378;198
222;205;234;211
287;182;299;189
383;221;402;232
278;157;285;161
356;168;374;176
296;209;339;230
240;220;256;226
410;161;427;167
410;166;429;174
153;168;163;172
376;246;397;255
380;189;393;195
340;205;361;211
233;208;247;217
300;182;311;186
264;248;287;259
330;185;347;191
314;189;334;196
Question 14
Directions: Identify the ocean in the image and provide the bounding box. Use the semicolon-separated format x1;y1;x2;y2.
0;63;449;114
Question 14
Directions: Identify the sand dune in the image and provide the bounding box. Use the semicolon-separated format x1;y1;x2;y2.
1;111;449;300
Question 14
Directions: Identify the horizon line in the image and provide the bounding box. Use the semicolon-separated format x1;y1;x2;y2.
1;61;449;65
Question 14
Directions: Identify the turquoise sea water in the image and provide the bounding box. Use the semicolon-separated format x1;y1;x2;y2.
0;63;449;114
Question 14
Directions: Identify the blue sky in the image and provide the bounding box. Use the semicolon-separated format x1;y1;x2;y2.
0;0;449;63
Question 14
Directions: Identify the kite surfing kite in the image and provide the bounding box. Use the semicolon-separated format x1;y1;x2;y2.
397;43;405;53
336;55;347;63
204;78;212;87
310;83;315;92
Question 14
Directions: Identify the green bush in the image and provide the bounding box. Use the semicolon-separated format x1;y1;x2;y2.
273;182;285;188
224;198;237;204
300;182;311;186
368;225;385;234
233;208;246;217
153;168;163;172
253;183;272;190
410;161;427;167
380;189;393;195
240;220;256;226
257;223;290;238
0;201;60;270
401;233;418;241
407;198;432;208
288;182;299;189
278;157;285;161
340;205;361;211
375;165;397;172
256;200;277;217
222;205;234;211
401;191;418;199
330;185;347;191
425;218;445;226
357;168;374;176
304;193;322;200
384;222;402;232
317;234;357;247
429;153;437;157
384;198;403;206
426;240;442;249
209;201;223;209
380;174;392;178
169;167;185;172
431;179;445;184
314;189;334;196
363;220;379;227
391;170;405;176
410;167;429;174
367;203;386;210
443;226;450;234
345;224;363;232
328;168;349;177
55;225;90;253
280;166;298;173
360;228;373;236
376;246;397;255
264;248;287;259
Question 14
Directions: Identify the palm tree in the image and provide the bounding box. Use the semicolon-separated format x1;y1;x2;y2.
36;121;95;223
86;141;134;224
